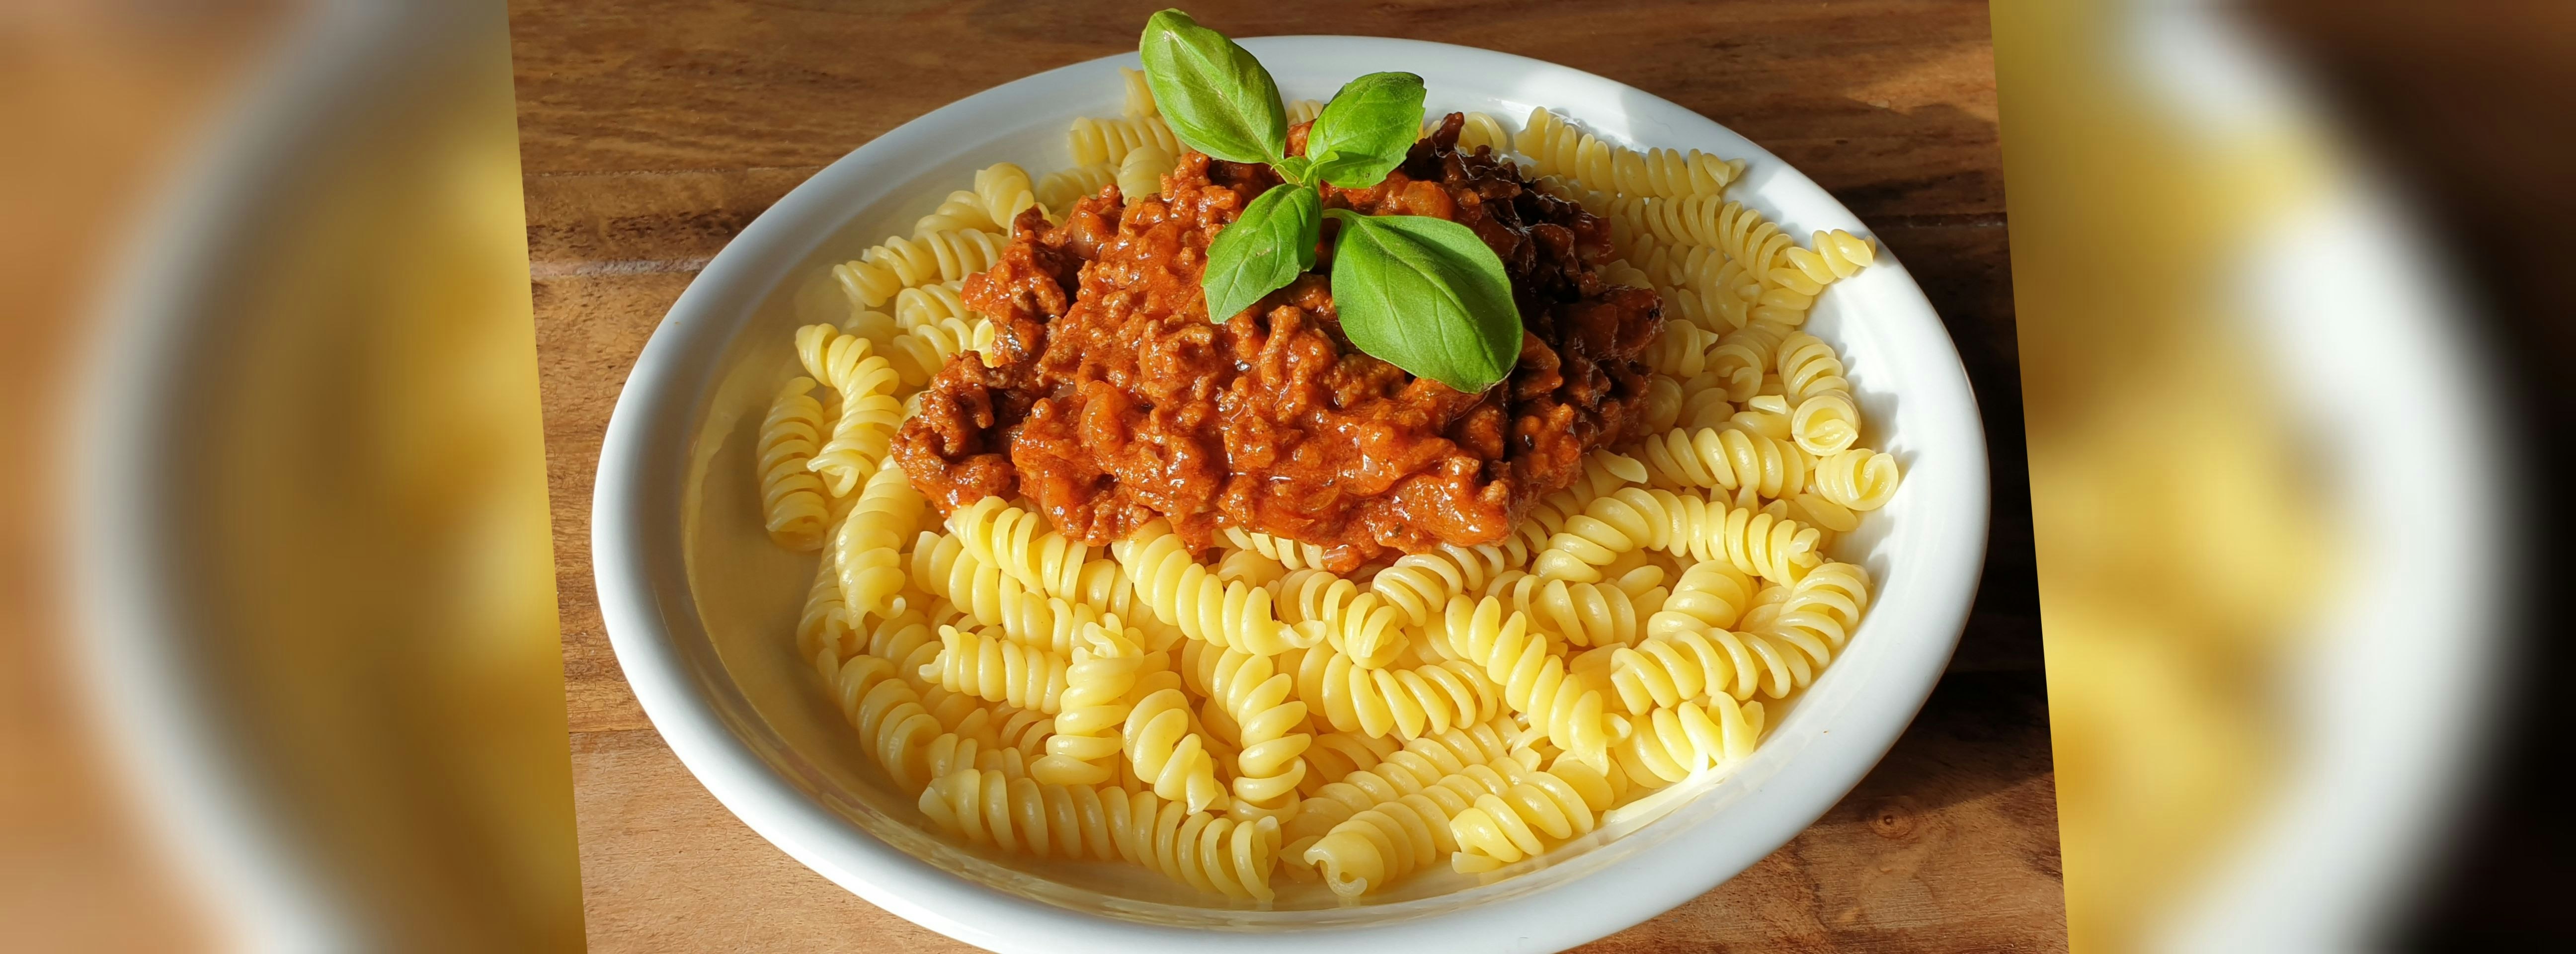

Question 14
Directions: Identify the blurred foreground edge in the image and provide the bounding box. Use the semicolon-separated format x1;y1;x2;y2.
70;1;584;950
1996;0;2530;950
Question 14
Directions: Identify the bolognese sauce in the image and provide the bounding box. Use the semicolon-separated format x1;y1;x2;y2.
893;112;1663;569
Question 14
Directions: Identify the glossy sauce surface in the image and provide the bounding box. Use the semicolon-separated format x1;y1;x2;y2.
894;114;1662;567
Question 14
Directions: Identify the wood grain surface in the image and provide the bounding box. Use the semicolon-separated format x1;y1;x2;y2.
509;1;2058;950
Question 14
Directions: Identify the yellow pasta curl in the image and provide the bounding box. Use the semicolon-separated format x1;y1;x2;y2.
1285;643;1503;742
1367;539;1530;629
1122;686;1226;814
828;463;927;622
1432;596;1622;772
833;228;1009;309
1302;762;1518;897
1221;527;1333;571
1534;486;1822;585
916;770;1283;902
1030;622;1144;786
1066;115;1179;167
1634;424;1811;499
1517;107;1742;200
1811;448;1900;511
1611;696;1765;790
1644;559;1759;640
1446;757;1619;872
949;496;1092;598
1036;162;1118;212
1274;568;1407;669
923;624;1070;714
1112;520;1305;656
1196;646;1313;818
756;377;833;549
1115;144;1176;204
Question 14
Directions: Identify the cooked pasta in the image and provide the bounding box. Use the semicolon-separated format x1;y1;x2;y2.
923;624;1071;713
1610;696;1765;789
1036;161;1118;212
1634;424;1811;500
1124;686;1227;813
757;377;833;549
1195;645;1312;817
761;88;1897;901
1067;114;1180;167
1118;66;1158;118
834;228;1011;309
1811;448;1900;511
1113;520;1305;656
1445;756;1619;872
1432;596;1621;772
1273;568;1408;669
917;769;1283;902
1116;144;1176;203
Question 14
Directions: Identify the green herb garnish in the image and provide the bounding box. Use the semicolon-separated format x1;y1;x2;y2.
1140;8;1524;393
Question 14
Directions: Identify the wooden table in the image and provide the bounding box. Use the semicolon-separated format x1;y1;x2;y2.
510;1;2059;950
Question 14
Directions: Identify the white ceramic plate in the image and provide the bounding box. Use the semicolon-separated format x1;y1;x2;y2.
594;35;1989;954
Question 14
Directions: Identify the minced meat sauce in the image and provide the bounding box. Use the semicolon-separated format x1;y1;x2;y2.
893;113;1664;569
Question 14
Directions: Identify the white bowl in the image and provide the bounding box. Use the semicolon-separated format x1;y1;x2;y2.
593;35;1989;954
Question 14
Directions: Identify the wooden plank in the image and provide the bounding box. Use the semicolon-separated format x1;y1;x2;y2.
507;0;2002;218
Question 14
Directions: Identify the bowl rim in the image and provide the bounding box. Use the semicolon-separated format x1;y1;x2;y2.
593;34;1990;954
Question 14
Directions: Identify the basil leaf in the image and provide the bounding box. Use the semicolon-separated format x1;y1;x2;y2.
1307;72;1426;188
1272;154;1315;186
1204;183;1320;322
1323;209;1522;392
1139;10;1287;164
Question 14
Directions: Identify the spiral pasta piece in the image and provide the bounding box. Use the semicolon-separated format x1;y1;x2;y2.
756;377;833;549
1287;642;1504;742
1221;527;1333;571
1518;107;1742;200
1446;757;1618;872
799;556;854;664
829;463;928;622
1774;332;1860;455
1769;560;1872;656
923;624;1070;714
917;770;1282;902
1644;559;1758;641
1811;448;1899;511
1367;540;1529;629
1198;646;1312;817
1284;98;1324;126
1776;229;1876;291
1535;486;1821;585
949;496;1091;598
1299;730;1404;798
823;654;945;792
1456;111;1511;156
833;228;1010;309
1433;596;1620;771
1606;626;1798;711
1708;319;1794;402
1118;66;1157;118
1274;568;1407;669
1112;520;1304;656
1481;570;1646;649
1036;161;1118;212
1030;622;1144;786
1634;424;1811;500
969;161;1039;230
891;281;976;331
884;314;998;387
1066;115;1179;167
910;190;1000;237
1123;686;1226;813
1302;762;1516;897
1611;696;1765;789
1115;144;1176;204
1643;319;1715;379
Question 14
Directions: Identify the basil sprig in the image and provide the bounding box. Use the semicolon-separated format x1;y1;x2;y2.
1141;8;1524;393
